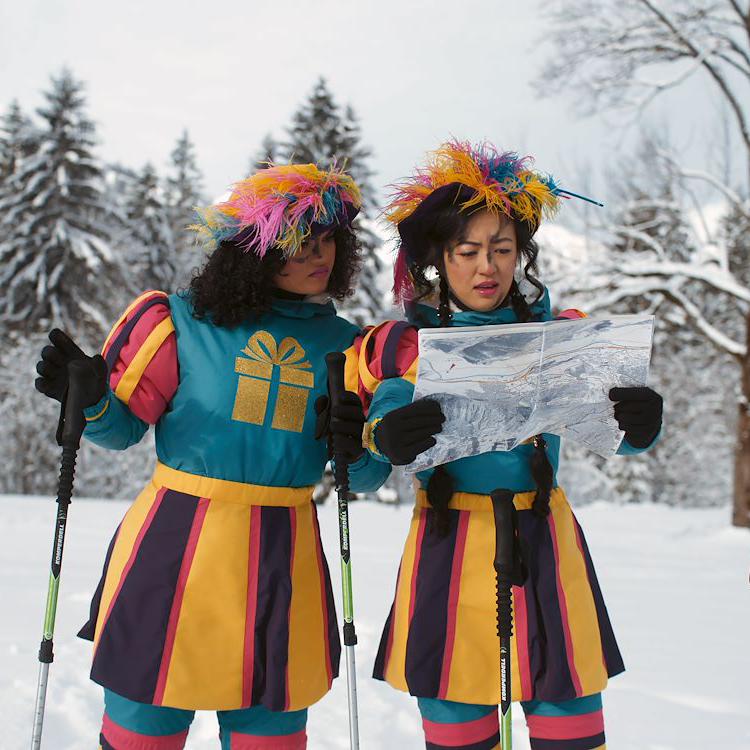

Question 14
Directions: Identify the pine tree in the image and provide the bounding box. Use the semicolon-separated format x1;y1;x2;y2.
280;77;385;325
125;163;175;289
0;99;38;180
165;129;204;288
251;133;279;172
0;69;123;338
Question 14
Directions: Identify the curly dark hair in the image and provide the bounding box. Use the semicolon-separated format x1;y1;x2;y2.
185;225;361;328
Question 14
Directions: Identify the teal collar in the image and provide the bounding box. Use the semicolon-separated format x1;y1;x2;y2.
407;287;551;328
268;297;338;320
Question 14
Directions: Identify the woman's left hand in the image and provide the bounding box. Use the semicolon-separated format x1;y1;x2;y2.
609;386;663;448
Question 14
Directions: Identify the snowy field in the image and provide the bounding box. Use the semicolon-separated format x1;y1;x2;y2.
1;493;748;749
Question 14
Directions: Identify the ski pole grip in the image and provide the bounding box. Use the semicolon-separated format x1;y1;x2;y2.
61;362;89;449
326;352;347;408
491;489;515;573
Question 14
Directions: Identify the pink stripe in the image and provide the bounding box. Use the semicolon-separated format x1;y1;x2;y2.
311;507;332;687
422;712;499;746
243;506;262;706
230;728;307;750
94;488;167;656
153;497;210;705
127;335;179;424
513;583;533;700
285;507;297;710
408;510;427;623
101;714;188;749
438;511;469;698
548;513;583;695
526;709;604;741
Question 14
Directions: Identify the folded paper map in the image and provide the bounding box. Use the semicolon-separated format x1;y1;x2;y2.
407;315;655;473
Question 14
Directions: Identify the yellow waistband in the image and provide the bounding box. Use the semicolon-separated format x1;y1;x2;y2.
151;462;314;507
415;487;568;512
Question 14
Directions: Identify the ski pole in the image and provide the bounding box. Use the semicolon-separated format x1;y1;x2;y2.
325;352;360;750
490;488;517;750
31;364;88;750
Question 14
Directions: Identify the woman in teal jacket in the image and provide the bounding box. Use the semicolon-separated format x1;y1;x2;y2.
349;141;663;750
34;163;388;749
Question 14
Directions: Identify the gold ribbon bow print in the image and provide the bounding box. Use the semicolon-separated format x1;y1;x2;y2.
233;331;314;431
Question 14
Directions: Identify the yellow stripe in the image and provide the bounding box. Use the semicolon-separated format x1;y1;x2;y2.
549;500;608;695
363;418;384;457
152;462;314;507
403;353;418;385
357;325;382;395
94;483;161;647
343;343;360;395
114;316;175;405
85;398;110;422
162;497;249;709
101;290;167;355
415;487;569;513
383;506;422;691
287;503;329;710
446;508;503;704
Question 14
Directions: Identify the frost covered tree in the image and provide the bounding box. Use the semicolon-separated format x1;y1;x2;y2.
280;77;385;325
0;69;123;338
165;129;204;289
541;2;750;526
125;163;175;289
0;99;38;180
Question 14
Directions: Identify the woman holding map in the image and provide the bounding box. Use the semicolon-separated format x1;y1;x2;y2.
348;141;663;750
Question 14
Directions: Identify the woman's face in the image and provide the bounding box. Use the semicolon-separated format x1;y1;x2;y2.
273;229;337;296
442;209;518;312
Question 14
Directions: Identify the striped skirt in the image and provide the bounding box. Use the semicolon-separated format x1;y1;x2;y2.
79;462;340;712
373;487;623;705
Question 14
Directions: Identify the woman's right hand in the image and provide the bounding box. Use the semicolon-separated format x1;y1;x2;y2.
35;329;108;407
374;399;445;465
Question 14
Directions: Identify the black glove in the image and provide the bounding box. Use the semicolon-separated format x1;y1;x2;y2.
35;329;108;409
374;398;445;465
315;392;365;463
609;386;663;449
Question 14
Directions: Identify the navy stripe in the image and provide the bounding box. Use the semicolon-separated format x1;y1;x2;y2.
573;516;624;677
90;490;199;703
372;604;394;680
252;506;293;710
517;510;578;701
78;523;120;641
426;732;500;750
312;503;341;679
373;557;403;681
100;734;115;750
404;508;460;697
530;731;606;750
381;321;411;378
105;296;169;371
516;510;545;697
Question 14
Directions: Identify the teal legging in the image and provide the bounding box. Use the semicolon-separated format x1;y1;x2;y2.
100;689;308;749
418;693;606;749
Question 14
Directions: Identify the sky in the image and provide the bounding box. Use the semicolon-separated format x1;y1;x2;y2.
0;0;728;217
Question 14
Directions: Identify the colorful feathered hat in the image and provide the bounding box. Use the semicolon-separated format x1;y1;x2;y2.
190;163;362;257
386;139;599;301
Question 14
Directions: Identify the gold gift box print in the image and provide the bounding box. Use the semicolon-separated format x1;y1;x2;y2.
232;331;314;432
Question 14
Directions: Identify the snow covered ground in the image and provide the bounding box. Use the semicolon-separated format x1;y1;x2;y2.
1;494;748;749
